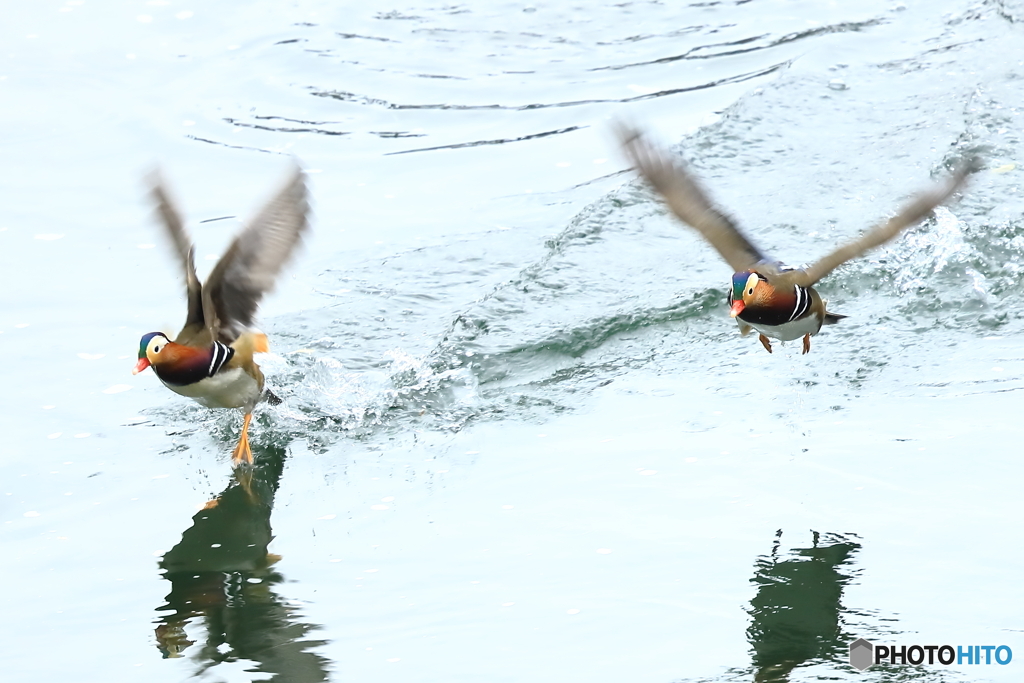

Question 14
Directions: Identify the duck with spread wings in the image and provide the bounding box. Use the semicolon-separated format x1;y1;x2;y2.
133;166;309;465
619;126;976;354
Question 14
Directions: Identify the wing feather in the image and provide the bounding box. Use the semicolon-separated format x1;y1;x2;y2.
148;171;204;331
796;157;979;286
204;165;310;342
618;125;768;273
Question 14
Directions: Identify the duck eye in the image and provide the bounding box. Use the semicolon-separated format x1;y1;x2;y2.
744;272;760;297
154;345;161;353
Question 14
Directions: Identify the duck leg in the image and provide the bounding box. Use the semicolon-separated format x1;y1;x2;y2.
231;412;254;466
758;334;773;354
802;333;811;355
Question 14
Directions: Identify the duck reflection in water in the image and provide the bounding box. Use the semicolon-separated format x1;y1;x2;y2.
154;444;329;681
747;530;861;682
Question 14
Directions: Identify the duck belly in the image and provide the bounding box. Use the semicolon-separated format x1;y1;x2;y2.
164;367;261;409
741;314;822;342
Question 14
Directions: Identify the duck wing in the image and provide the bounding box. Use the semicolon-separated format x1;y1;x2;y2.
148;172;204;332
796;157;978;287
619;125;768;274
203;165;310;343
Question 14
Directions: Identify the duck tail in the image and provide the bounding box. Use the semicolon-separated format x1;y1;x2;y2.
823;311;847;325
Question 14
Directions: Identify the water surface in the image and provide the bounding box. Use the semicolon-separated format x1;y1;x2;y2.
2;1;1022;681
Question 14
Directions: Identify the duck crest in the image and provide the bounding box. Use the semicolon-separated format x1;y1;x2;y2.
154;341;235;387
730;271;754;303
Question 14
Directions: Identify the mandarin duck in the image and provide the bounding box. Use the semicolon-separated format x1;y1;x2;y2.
619;126;975;354
133;166;309;465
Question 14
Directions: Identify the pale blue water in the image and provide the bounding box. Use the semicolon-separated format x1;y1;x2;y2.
2;1;1022;681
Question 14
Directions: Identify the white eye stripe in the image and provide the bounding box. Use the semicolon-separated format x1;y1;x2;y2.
745;272;760;298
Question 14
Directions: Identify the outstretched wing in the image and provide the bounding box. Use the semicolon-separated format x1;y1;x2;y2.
796;157;979;286
203;164;310;342
618;124;768;273
148;171;204;331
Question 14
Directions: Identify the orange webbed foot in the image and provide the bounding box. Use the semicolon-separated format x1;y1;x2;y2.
802;333;811;355
758;334;773;354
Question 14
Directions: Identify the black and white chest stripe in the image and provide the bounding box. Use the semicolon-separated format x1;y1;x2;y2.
208;341;234;378
788;285;811;322
156;341;236;387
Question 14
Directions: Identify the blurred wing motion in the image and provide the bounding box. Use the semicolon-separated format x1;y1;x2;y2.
148;172;203;330
797;157;979;286
618;124;769;273
203;165;310;341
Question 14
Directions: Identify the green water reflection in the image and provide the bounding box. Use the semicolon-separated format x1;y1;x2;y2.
154;447;329;680
747;531;861;682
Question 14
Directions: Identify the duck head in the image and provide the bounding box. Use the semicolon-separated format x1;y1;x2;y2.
133;332;171;375
729;271;771;318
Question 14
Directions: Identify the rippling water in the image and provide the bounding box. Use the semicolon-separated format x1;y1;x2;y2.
3;1;1023;682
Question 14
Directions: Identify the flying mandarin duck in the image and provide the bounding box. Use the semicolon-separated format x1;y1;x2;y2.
133;166;309;465
619;126;975;354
